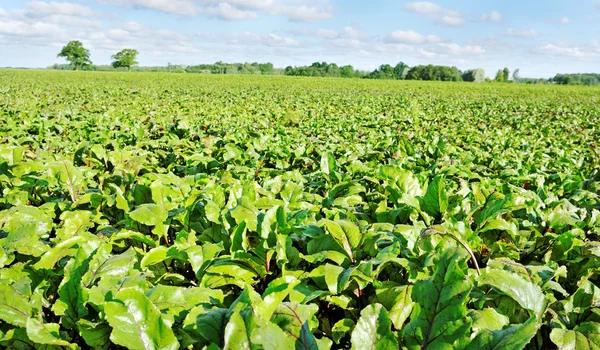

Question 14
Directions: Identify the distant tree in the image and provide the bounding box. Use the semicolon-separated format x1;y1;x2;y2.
406;65;462;81
393;62;409;79
111;49;139;72
462;69;485;83
512;68;520;83
57;40;91;71
495;69;504;82
503;67;510;82
340;65;355;78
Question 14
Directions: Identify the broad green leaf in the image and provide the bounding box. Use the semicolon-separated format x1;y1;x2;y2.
550;322;600;350
468;317;539;350
104;288;179;350
351;304;398;350
78;319;112;349
323;219;361;262
403;244;472;349
479;269;545;317
53;246;93;329
129;204;168;227
26;318;77;349
0;284;32;327
420;176;448;220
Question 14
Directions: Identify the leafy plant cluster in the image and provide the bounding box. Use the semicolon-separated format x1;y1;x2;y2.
0;70;599;349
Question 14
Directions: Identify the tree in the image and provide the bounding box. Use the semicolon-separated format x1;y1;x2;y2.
393;62;409;79
462;69;485;83
111;49;139;72
512;68;520;83
340;65;355;78
503;67;510;82
495;69;504;82
57;40;91;71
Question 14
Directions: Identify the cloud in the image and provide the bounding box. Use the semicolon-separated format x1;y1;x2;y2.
385;30;440;44
506;28;539;38
100;0;333;22
203;3;257;20
538;44;591;58
26;1;95;17
343;26;369;41
275;3;333;22
438;43;485;55
0;19;65;37
100;0;198;16
481;11;502;22
560;17;570;24
404;1;465;26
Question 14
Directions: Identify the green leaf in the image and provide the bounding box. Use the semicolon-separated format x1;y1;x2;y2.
332;318;355;344
351;303;398;350
104;288;179;350
230;197;259;232
470;308;510;332
140;246;169;269
323;219;361;262
0;284;32;327
403;244;472;349
375;283;414;330
129;204;168;228
34;236;85;270
479;269;545;317
0;222;49;257
251;318;296;350
78;319;112;349
26;318;77;349
550;322;600;350
420;176;448;220
468;317;539;350
53;246;93;330
223;310;253;350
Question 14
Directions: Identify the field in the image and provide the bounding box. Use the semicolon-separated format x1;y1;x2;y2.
0;70;599;349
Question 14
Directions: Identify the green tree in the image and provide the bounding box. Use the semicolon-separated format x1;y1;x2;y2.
111;49;139;72
57;40;91;71
503;67;510;82
495;69;504;82
393;62;409;79
340;65;355;78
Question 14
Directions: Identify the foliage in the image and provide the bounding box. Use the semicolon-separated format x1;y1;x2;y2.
57;40;92;71
553;73;600;86
406;64;463;81
462;69;485;83
0;70;599;349
111;49;139;71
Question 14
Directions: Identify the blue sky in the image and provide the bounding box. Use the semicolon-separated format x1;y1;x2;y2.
1;0;599;77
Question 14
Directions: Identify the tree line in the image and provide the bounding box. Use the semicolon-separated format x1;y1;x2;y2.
53;40;599;85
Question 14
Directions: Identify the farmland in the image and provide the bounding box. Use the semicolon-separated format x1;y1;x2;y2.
0;70;599;349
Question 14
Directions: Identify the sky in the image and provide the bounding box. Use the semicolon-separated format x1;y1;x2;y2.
1;0;599;77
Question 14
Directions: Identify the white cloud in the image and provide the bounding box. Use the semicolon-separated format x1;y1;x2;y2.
103;0;198;16
386;30;440;44
317;28;338;39
539;44;591;58
343;26;369;41
100;0;333;22
506;28;539;38
404;1;465;27
203;3;257;20
481;11;502;22
438;43;485;55
0;19;65;37
560;17;570;24
275;3;333;22
26;1;95;17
